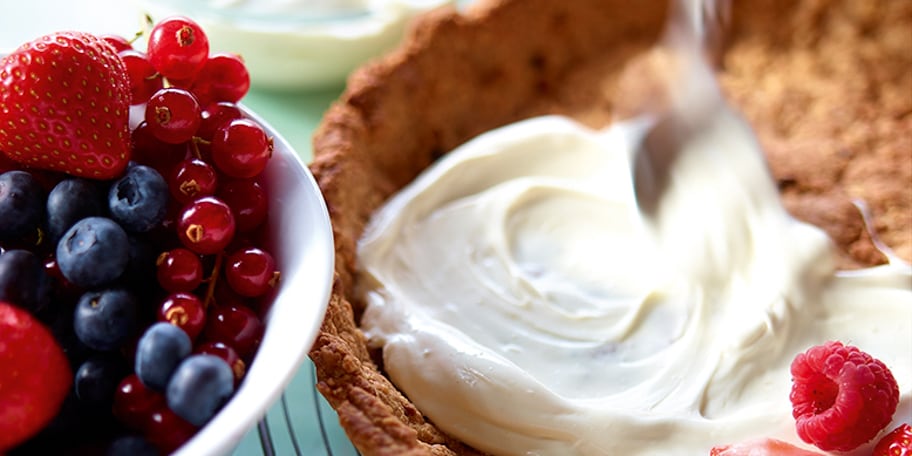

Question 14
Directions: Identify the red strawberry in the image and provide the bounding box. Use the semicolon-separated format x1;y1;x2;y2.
710;438;825;455
0;151;17;175
0;301;72;451
0;31;131;179
874;423;912;456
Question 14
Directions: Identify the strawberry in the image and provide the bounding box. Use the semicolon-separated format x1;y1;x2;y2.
710;438;825;456
874;423;912;456
0;31;131;179
0;151;16;174
0;301;72;451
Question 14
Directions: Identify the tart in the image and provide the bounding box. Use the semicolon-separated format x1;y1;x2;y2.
308;0;911;454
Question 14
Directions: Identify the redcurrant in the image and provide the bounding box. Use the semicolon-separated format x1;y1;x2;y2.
177;196;236;255
145;87;202;144
100;34;133;53
146;16;210;81
217;178;268;232
156;248;204;292
190;53;251;106
119;50;164;105
157;292;206;341
198;102;244;140
169;158;218;205
204;303;264;360
112;374;166;431
195;341;246;387
225;247;279;297
211;118;273;178
145;405;198;454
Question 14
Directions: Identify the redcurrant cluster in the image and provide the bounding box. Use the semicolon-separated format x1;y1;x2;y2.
0;16;281;455
112;16;279;453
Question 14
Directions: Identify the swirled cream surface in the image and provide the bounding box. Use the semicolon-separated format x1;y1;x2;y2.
358;116;912;455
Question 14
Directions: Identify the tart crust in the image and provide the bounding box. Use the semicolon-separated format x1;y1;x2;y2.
309;0;911;454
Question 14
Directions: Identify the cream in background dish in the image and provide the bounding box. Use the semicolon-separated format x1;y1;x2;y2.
137;0;455;89
357;115;912;455
204;0;368;16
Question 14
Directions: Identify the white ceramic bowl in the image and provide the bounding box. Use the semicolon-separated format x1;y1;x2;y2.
172;106;334;456
2;39;333;456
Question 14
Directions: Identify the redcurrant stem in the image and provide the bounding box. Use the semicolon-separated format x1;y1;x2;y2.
203;251;224;309
189;137;209;160
35;227;46;248
141;14;155;41
128;29;144;45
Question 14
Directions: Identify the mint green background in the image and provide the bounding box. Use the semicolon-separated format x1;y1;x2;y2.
243;87;342;164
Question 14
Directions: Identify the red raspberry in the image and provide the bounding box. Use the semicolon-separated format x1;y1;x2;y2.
789;341;899;452
874;423;912;456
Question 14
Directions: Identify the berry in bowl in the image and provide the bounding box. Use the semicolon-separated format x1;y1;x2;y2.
0;16;333;455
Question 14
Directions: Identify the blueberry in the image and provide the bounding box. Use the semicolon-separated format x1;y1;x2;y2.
0;249;51;312
108;165;168;233
166;354;235;426
0;170;45;241
135;322;192;392
56;216;129;288
106;434;159;456
46;178;106;244
73;288;139;351
74;354;129;408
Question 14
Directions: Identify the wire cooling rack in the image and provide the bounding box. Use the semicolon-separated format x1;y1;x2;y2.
233;360;359;456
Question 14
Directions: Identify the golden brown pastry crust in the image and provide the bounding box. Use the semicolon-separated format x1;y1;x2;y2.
722;0;912;267
309;0;911;454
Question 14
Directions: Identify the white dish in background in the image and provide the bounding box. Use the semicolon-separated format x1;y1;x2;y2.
0;0;145;54
136;0;455;90
173;105;335;456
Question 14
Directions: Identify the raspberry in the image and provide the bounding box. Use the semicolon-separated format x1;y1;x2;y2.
789;341;900;452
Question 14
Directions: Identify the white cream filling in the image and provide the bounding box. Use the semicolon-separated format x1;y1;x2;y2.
358;115;912;455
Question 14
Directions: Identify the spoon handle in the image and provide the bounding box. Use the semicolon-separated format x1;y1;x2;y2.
631;0;779;282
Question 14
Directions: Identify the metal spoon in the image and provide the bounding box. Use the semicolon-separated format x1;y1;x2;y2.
631;0;780;281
